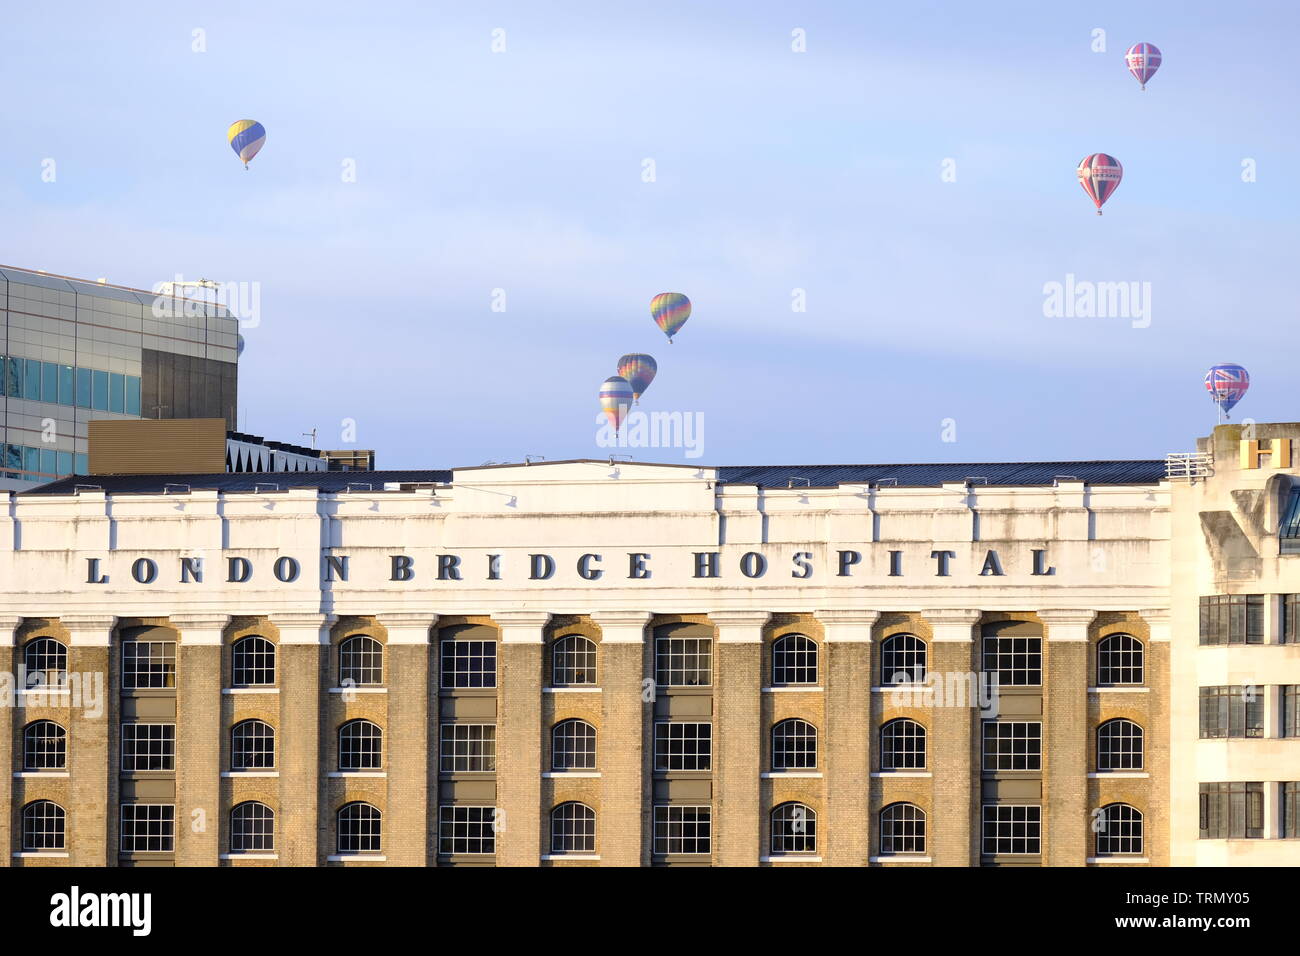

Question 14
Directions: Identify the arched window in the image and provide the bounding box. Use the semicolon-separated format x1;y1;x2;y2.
337;802;382;854
23;637;67;688
1097;634;1144;686
772;634;818;686
23;720;66;771
339;719;383;771
880;718;927;770
339;636;383;687
770;803;816;854
231;720;276;770
22;800;66;851
230;802;275;853
881;634;927;684
880;803;926;855
552;635;597;686
232;636;276;687
771;718;818;770
1097;718;1144;771
550;802;596;854
551;719;597;771
1095;804;1143;856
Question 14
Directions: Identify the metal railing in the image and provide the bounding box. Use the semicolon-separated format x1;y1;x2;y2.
1165;452;1213;480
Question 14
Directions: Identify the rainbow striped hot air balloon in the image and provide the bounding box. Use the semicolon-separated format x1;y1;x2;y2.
1205;363;1249;420
228;119;266;169
651;293;691;343
1077;154;1123;215
617;353;657;404
1125;42;1162;90
599;376;634;432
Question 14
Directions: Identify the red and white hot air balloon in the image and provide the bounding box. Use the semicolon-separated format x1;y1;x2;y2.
1077;153;1123;215
1125;42;1162;90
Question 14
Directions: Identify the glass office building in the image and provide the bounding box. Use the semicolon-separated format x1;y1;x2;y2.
0;265;239;488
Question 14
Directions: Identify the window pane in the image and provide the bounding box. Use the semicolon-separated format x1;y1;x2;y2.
41;363;58;403
109;373;125;413
55;451;72;475
92;370;109;411
3;357;16;398
39;448;56;475
23;359;40;400
75;368;91;408
74;453;88;475
22;447;38;475
126;376;141;415
58;365;73;405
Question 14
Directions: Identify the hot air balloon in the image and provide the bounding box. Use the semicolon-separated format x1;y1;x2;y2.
617;354;657;403
599;376;634;432
1125;42;1162;90
1205;363;1250;420
1077;154;1123;215
228;120;266;169
651;293;691;343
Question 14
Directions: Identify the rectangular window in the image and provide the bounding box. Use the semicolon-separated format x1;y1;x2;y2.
439;640;497;689
109;372;125;413
58;365;73;405
439;724;496;773
654;636;712;687
981;805;1041;855
75;367;92;408
23;359;40;400
653;805;711;856
126;375;141;416
39;448;56;476
92;369;109;411
120;804;176;853
74;453;88;475
4;357;17;398
982;721;1042;772
1198;685;1264;739
121;723;176;771
1285;783;1300;839
121;641;177;689
22;447;38;476
1199;595;1265;645
654;722;712;771
1199;782;1264;839
437;806;496;855
55;451;72;476
982;635;1042;686
1286;595;1300;644
41;362;58;403
1283;686;1300;738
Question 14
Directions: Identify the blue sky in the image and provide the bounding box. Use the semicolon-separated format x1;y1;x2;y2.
2;0;1296;467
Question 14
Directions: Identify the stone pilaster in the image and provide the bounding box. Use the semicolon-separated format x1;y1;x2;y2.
494;611;550;866
1139;608;1171;866
591;611;651;866
923;609;981;866
0;617;19;865
817;609;878;865
712;610;770;866
379;613;435;866
272;612;331;866
171;613;228;866
64;615;116;867
1039;609;1095;866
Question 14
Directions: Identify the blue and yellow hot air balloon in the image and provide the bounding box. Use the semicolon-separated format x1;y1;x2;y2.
227;120;266;169
599;376;634;432
651;292;691;343
617;353;657;404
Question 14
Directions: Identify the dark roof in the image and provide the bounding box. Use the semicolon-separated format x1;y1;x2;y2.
22;470;453;495
19;459;1167;496
714;460;1167;488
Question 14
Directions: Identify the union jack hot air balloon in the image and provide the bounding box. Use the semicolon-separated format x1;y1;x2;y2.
1205;363;1250;420
1125;42;1162;90
616;353;657;404
1077;153;1123;215
599;376;634;432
